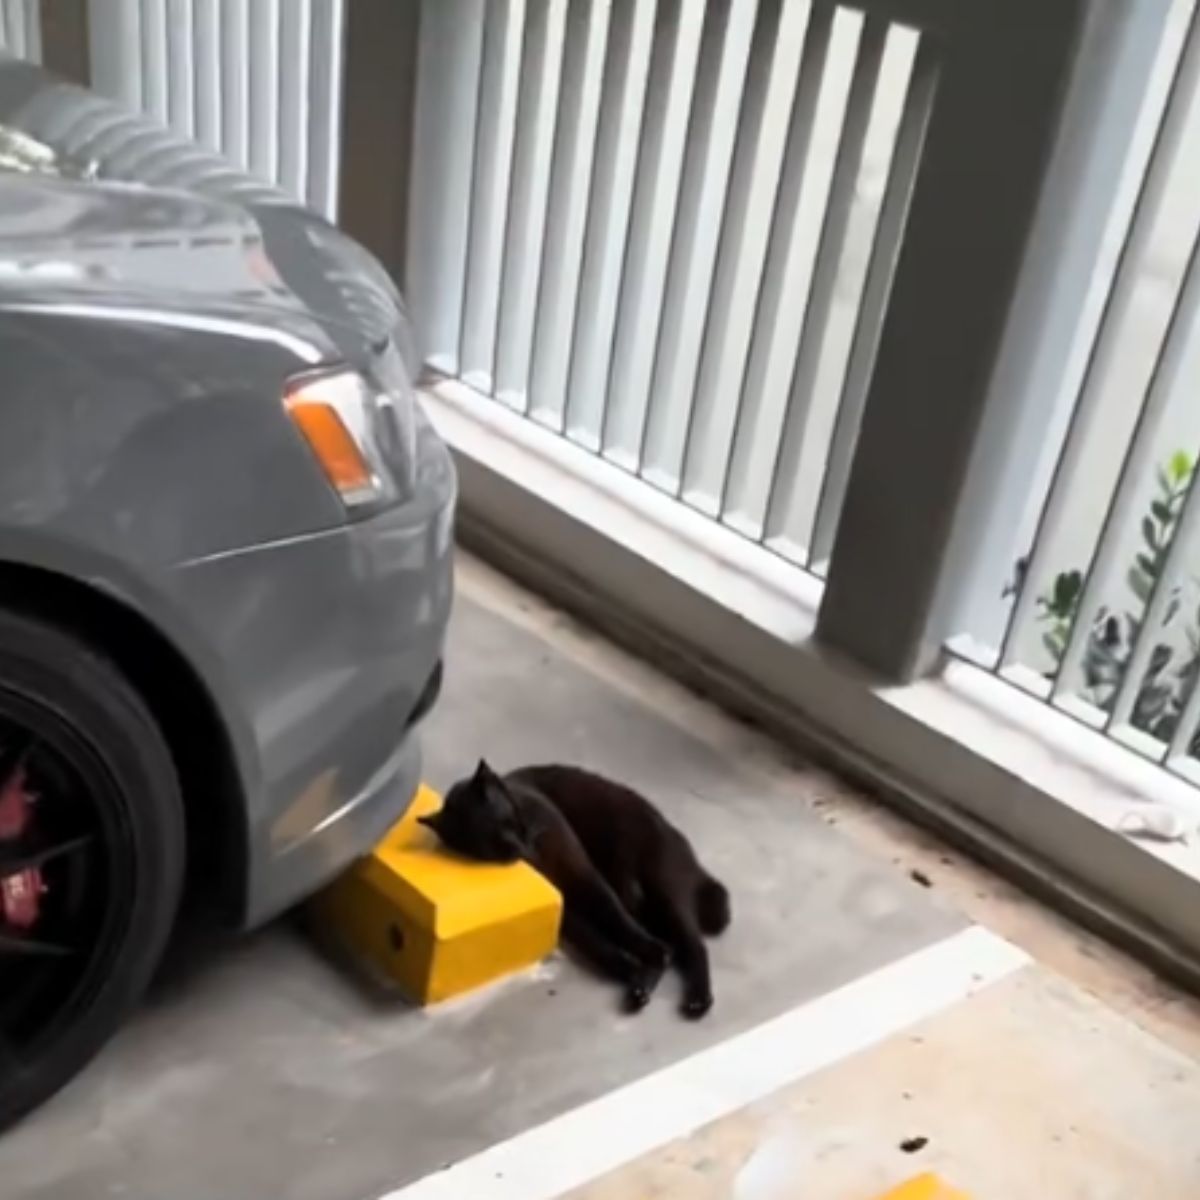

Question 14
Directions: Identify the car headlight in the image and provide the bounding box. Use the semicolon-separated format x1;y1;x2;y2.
284;368;410;513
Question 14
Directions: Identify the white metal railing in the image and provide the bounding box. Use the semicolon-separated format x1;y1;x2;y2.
0;0;41;61
85;0;344;218
965;0;1200;786
408;0;935;577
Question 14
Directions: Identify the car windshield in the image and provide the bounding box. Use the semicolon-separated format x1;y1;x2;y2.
0;123;95;180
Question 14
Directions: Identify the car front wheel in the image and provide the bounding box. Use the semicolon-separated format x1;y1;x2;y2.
0;609;184;1131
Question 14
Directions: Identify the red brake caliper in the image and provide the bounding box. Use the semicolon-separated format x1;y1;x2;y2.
0;759;43;931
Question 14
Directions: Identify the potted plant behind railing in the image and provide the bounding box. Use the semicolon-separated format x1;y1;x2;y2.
1014;450;1200;755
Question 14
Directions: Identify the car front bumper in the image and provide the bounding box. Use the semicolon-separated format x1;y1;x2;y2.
171;417;456;927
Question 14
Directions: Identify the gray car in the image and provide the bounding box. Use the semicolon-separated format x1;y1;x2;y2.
0;58;454;1127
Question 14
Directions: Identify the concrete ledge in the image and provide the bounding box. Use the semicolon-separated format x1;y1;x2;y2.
424;377;1200;994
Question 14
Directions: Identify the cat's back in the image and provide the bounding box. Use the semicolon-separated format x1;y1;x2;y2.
508;765;663;840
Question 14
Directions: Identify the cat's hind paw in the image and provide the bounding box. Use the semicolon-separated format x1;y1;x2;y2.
624;983;653;1013
681;989;713;1020
624;962;665;1013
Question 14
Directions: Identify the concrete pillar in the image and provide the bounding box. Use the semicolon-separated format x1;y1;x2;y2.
816;0;1173;681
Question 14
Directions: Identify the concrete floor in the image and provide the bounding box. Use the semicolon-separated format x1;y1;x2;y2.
2;556;1199;1199
0;566;963;1200
568;967;1200;1199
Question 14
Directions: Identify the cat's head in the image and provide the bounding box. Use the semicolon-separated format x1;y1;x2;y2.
418;759;526;863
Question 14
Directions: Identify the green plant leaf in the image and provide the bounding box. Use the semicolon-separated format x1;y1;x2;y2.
1036;450;1200;742
1051;570;1082;616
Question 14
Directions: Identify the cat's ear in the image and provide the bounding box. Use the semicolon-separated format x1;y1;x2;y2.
474;758;497;782
477;769;516;820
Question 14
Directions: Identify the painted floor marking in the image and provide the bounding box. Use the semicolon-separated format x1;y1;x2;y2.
380;925;1028;1200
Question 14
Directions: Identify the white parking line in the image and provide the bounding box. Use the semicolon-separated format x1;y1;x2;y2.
379;925;1028;1200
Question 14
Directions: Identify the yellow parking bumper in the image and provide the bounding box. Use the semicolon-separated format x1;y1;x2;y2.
311;784;562;1004
874;1175;971;1200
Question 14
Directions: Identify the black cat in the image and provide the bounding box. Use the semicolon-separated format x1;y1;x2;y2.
420;760;730;1018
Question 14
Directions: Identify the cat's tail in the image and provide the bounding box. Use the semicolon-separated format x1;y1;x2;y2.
696;875;731;935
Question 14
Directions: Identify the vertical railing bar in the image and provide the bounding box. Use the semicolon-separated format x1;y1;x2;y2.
636;0;761;488
192;0;221;151
756;14;889;549
563;0;655;445
600;0;704;466
494;0;570;412
459;0;528;393
633;0;730;476
87;0;141;109
22;0;40;61
717;0;837;533
488;4;539;402
455;0;502;381
1053;224;1200;702
248;0;280;180
221;0;249;168
1168;637;1200;762
572;0;628;438
166;0;195;137
634;128;697;474
0;3;8;49
143;0;169;125
1109;456;1200;732
594;2;659;459
592;0;670;469
5;0;22;55
527;0;612;429
277;0;312;200
805;35;940;568
306;0;344;218
405;0;487;376
677;0;812;507
1000;3;1200;669
592;0;665;457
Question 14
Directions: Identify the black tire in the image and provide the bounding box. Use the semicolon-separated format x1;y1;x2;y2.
0;609;184;1132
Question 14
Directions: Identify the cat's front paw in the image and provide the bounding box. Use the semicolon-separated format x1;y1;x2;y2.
681;988;713;1020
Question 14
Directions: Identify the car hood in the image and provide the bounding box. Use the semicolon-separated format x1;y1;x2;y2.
0;57;417;381
0;172;365;367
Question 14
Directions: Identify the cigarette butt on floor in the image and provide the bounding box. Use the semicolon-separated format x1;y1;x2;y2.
309;783;562;1004
873;1174;972;1200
